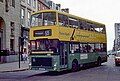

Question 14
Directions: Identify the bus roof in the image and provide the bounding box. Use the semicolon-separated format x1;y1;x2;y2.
32;10;105;27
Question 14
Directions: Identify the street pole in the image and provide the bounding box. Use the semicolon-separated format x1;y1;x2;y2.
18;37;21;68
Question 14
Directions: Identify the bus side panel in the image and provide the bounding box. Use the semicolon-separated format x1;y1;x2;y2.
79;53;99;65
68;53;100;69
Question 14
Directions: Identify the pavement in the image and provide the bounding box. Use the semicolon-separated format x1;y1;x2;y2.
0;60;29;73
0;60;48;79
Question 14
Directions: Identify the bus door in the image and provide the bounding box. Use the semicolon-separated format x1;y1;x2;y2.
60;42;68;68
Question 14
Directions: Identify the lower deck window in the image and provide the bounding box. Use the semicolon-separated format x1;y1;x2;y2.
30;39;58;53
70;43;80;53
70;43;107;53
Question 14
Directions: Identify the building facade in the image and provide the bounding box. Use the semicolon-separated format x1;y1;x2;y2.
114;23;120;51
38;0;50;11
48;0;61;10
20;0;38;28
0;0;20;63
37;0;61;11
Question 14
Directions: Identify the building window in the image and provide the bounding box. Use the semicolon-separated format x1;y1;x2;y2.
27;0;31;5
27;11;31;26
5;0;9;12
12;0;15;7
21;8;25;19
10;39;14;51
32;0;36;8
10;22;15;37
117;27;120;30
0;0;3;2
21;8;25;25
38;2;41;11
117;24;120;26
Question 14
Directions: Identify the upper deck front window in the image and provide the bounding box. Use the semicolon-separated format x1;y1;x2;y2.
31;12;56;27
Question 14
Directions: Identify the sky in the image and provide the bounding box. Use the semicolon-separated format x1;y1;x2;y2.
52;0;120;51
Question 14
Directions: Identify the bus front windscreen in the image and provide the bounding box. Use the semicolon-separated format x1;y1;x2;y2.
30;39;58;53
31;12;56;27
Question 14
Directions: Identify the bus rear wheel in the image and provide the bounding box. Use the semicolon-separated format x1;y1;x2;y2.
72;60;79;72
97;58;101;66
115;62;119;66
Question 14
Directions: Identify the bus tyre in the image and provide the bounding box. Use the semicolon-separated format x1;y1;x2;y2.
97;58;101;66
72;60;78;72
115;63;119;66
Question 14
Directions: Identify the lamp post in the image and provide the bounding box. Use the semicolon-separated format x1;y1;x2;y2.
18;37;21;68
18;36;24;68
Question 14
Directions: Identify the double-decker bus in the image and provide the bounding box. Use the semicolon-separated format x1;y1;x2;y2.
29;10;107;71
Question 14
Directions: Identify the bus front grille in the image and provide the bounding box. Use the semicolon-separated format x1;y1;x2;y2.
31;57;52;67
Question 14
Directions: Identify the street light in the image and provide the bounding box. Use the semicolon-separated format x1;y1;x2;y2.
18;37;24;68
18;37;21;68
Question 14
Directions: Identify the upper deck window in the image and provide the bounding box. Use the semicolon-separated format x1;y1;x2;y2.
43;12;56;26
58;14;68;27
31;12;56;27
94;25;106;33
69;17;79;28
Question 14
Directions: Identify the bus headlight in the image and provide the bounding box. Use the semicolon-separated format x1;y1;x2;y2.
53;63;57;71
54;62;57;67
29;63;31;66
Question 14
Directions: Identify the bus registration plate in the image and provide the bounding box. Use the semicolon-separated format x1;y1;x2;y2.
39;68;46;71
